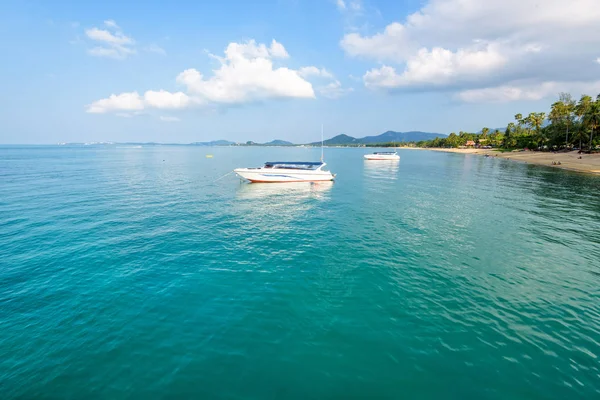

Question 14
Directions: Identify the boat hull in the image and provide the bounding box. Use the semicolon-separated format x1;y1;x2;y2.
364;154;400;160
234;168;335;183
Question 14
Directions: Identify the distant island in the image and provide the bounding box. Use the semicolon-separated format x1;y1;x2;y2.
312;131;446;146
58;131;446;147
190;140;236;146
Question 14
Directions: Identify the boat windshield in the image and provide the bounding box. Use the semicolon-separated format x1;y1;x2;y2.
373;152;397;155
264;161;323;170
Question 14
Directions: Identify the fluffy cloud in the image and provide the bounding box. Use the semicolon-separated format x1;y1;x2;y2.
268;40;289;59
364;44;507;88
457;81;600;103
341;23;411;62
144;90;192;109
87;39;329;114
174;40;312;104
342;0;600;100
336;0;346;10
87;92;144;113
85;20;135;59
87;90;192;113
103;20;119;30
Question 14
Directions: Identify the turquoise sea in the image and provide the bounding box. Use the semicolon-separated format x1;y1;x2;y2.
1;145;599;399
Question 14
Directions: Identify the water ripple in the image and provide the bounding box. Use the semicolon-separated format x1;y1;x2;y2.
0;146;599;398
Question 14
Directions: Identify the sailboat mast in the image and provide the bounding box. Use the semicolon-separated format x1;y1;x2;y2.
321;124;324;162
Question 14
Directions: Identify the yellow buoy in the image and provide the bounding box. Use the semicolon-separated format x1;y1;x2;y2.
206;154;213;158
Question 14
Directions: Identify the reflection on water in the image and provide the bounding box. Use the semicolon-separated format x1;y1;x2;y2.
233;182;334;232
363;159;400;180
236;181;333;201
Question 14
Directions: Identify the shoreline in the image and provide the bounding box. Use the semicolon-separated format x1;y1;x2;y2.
400;147;600;175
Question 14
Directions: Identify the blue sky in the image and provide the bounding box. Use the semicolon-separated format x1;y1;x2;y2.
1;0;599;144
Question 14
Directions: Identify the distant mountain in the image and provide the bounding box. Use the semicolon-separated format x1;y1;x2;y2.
120;142;175;146
321;134;361;145
311;131;446;145
190;140;235;146
358;130;446;144
263;139;293;146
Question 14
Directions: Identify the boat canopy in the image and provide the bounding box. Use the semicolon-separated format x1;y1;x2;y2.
264;161;324;170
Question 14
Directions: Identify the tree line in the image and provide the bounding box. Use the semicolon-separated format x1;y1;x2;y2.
392;93;600;151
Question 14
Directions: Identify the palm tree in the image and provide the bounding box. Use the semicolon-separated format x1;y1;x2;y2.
528;112;546;149
583;97;600;151
559;92;575;146
447;132;458;148
515;114;523;135
549;101;565;145
481;127;489;137
575;95;593;150
526;112;537;136
549;101;562;124
504;122;515;148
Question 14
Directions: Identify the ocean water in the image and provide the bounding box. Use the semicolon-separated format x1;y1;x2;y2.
1;145;599;399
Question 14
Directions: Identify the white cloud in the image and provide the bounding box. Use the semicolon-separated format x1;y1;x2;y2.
85;27;133;46
596;57;600;65
364;44;506;88
175;40;313;104
336;0;346;10
87;39;319;114
144;90;192;109
87;92;144;113
159;116;180;122
341;23;411;62
87;90;192;113
217;39;289;61
85;20;135;59
103;20;119;29
298;66;334;79
342;0;600;98
84;20;168;59
457;80;600;103
144;44;166;55
269;40;289;59
318;80;354;99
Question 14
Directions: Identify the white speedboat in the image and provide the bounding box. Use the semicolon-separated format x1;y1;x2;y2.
234;161;335;183
364;151;400;160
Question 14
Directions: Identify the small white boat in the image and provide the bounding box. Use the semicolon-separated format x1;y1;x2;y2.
235;161;335;183
235;124;336;183
364;151;400;160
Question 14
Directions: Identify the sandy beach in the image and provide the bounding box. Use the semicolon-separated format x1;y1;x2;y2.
402;147;600;174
